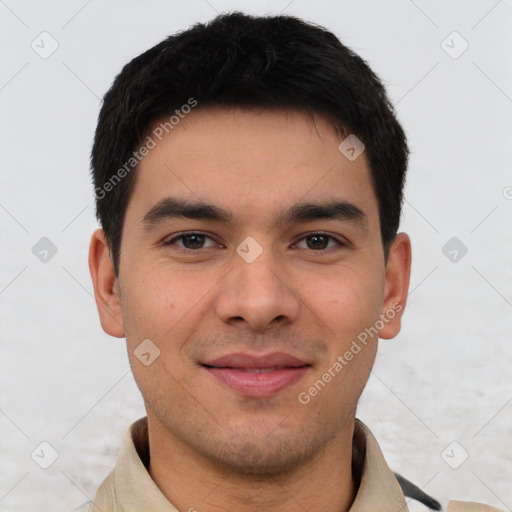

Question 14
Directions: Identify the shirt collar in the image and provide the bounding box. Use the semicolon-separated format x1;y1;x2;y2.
112;417;407;511
349;420;408;511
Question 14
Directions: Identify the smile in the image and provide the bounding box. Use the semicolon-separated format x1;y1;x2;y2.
202;364;311;397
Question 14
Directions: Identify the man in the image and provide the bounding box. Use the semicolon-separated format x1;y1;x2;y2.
85;12;503;512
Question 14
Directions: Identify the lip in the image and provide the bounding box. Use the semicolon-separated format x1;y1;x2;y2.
202;352;309;369
201;352;311;397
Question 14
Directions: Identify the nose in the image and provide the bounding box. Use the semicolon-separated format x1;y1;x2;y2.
214;247;301;333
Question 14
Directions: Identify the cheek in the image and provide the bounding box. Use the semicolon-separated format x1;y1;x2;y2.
300;338;377;419
123;266;205;339
121;265;223;389
310;266;383;339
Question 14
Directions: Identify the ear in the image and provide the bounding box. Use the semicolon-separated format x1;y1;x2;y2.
88;228;125;338
378;232;412;340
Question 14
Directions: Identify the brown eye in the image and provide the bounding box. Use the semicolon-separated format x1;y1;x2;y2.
166;233;217;250
181;234;205;249
295;233;343;251
306;235;329;250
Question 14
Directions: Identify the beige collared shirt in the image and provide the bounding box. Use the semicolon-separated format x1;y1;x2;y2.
80;417;503;512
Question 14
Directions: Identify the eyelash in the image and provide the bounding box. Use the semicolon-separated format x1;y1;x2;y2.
164;231;346;252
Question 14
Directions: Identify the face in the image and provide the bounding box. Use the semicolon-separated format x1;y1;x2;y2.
90;107;411;476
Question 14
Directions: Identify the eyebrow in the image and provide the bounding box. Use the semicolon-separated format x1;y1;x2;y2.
275;201;367;231
142;197;368;231
142;197;233;227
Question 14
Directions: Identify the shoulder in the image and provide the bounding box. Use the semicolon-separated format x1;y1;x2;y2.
448;500;506;512
88;469;117;512
70;471;116;512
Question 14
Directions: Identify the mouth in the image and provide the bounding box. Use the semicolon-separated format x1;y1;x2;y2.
203;365;306;373
200;352;312;397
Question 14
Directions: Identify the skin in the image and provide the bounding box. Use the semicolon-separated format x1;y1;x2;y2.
89;107;411;511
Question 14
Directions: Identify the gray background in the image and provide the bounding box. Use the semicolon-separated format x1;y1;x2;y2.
1;0;511;510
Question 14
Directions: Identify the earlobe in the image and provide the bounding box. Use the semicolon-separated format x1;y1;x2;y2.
88;228;125;338
379;233;412;340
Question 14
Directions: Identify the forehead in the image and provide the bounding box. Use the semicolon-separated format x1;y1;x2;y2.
127;107;379;229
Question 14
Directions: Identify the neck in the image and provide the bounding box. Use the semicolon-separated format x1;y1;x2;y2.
147;418;357;512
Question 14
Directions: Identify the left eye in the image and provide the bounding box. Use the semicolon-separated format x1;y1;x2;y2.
295;234;342;250
166;233;218;250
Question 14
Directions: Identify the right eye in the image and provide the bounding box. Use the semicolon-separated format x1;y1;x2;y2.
164;232;220;250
